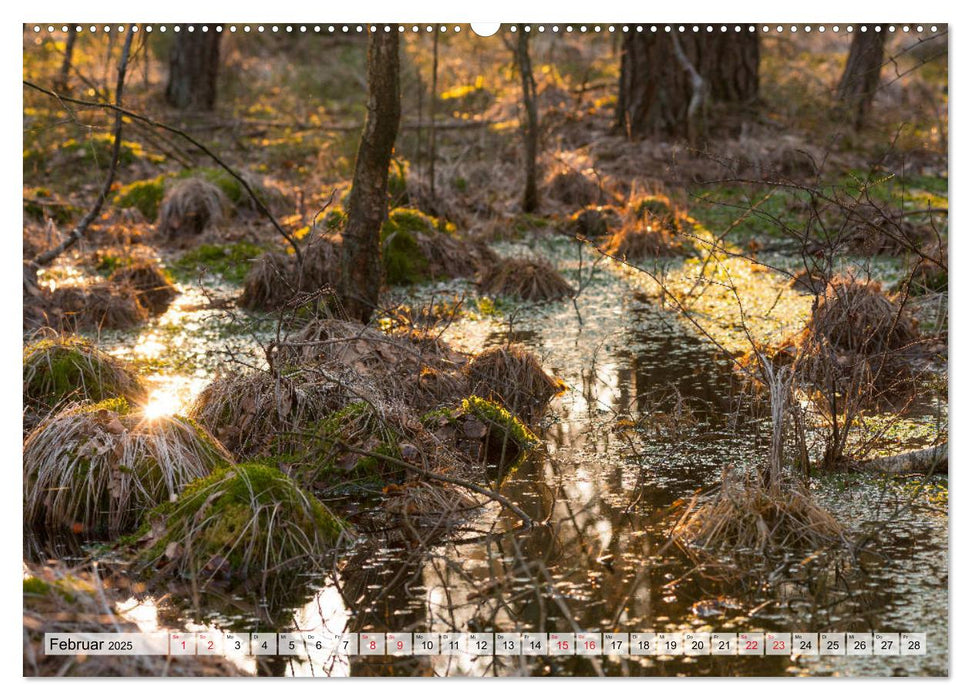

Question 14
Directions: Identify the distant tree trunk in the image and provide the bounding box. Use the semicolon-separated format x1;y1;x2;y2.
616;30;759;140
836;29;886;130
340;30;401;323
165;26;221;111
54;26;77;93
516;27;540;212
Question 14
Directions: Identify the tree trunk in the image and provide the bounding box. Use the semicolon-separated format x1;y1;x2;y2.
616;30;759;140
339;29;401;324
54;26;77;93
516;27;540;212
165;26;221;111
836;29;886;130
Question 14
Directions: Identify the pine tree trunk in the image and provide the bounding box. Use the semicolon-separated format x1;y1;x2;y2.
616;30;759;140
340;30;401;323
165;26;221;111
836;29;886;130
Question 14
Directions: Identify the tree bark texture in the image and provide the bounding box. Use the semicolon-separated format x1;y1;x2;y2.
165;26;221;111
340;30;401;323
616;30;759;140
516;28;540;212
836;29;886;130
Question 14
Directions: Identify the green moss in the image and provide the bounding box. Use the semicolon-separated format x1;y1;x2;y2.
73;396;132;416
276;402;405;491
176;167;248;205
23;336;144;412
113;176;166;220
380;208;456;286
23;577;53;596
170;242;266;284
138;463;344;580
462;395;539;449
23;576;78;603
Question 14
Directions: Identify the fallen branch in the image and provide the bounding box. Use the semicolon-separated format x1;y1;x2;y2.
854;443;947;475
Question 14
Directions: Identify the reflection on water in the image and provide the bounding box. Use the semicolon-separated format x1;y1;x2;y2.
28;251;947;677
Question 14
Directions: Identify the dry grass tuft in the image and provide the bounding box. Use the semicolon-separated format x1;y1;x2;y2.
465;344;564;424
570;205;623;240
239;235;342;311
673;470;845;579
24;399;231;535
157;177;228;239
188;368;349;461
807;274;919;355
546;169;606;207
109;261;178;314
477;255;575;302
48;281;149;331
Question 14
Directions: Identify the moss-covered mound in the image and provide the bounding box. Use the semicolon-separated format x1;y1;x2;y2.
477;255;575;302
465;344;564;425
108;261;178;314
23;335;145;419
134;463;344;582
113;176;167;221
631;193;680;228
423;395;539;474
381;207;493;285
188;368;349;461
23;399;231;534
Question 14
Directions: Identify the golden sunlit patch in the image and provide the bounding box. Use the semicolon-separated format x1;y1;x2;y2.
142;388;182;419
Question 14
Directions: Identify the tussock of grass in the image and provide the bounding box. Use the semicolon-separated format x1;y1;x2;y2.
465;344;564;424
673;470;845;579
188;368;348;461
546;169;605;207
47;281;149;331
158;177;228;239
571;204;622;239
135;463;345;582
477;255;574;302
239;236;341;310
23;335;145;418
109;261;177;314
23;399;231;534
808;274;919;355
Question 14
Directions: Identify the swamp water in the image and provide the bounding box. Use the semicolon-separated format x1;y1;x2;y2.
27;243;948;677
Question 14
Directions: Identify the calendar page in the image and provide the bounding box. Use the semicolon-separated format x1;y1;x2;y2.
19;5;950;683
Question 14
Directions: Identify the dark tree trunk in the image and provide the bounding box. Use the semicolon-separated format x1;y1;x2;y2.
54;26;77;93
340;30;401;323
165;26;221;111
616;30;759;140
516;27;540;212
836;29;886;130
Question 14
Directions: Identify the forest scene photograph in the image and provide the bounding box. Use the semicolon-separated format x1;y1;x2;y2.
20;19;948;678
